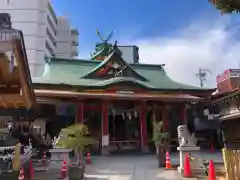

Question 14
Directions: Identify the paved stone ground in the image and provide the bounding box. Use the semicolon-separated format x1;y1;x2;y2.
34;151;223;180
85;155;185;180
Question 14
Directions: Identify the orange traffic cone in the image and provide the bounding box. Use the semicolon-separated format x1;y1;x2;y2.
18;168;24;180
208;160;216;180
61;158;68;179
42;151;47;166
29;160;34;180
165;151;172;169
183;153;193;177
86;152;92;165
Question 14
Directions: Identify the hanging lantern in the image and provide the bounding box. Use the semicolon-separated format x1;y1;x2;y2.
134;110;138;118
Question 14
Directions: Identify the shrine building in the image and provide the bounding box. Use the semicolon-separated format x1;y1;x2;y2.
204;69;240;149
0;13;36;146
0;13;35;113
31;32;214;154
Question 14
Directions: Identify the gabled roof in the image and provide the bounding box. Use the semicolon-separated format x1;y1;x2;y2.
33;54;212;92
82;49;147;81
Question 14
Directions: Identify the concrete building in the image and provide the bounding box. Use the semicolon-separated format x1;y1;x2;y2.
55;16;79;58
0;0;79;77
0;0;57;76
118;46;139;64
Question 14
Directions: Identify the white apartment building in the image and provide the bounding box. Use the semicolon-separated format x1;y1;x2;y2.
0;0;79;77
55;16;78;58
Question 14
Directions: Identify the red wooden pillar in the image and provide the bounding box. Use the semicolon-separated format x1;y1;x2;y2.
181;105;187;124
101;101;109;155
139;101;149;152
76;102;84;123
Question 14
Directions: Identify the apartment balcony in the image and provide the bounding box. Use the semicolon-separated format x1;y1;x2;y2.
71;51;78;57
71;46;78;57
71;36;78;47
71;29;79;35
72;41;78;46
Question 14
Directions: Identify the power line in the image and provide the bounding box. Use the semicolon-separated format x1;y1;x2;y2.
195;68;212;87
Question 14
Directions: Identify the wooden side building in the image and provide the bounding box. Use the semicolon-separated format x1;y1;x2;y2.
0;13;35;114
205;69;240;149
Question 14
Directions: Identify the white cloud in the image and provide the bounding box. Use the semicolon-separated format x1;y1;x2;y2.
119;17;240;88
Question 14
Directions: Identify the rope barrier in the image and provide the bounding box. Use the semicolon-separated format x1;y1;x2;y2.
188;155;209;164
188;153;209;176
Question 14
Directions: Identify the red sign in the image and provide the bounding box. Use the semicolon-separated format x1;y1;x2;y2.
216;69;230;83
229;69;240;77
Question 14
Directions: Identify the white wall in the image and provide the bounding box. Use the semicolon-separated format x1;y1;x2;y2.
0;0;57;77
0;0;79;75
55;16;78;58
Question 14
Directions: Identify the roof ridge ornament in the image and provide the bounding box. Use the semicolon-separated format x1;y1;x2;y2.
96;29;113;43
108;40;122;56
90;30;119;61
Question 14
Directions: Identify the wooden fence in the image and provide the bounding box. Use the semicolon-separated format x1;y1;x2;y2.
222;148;240;180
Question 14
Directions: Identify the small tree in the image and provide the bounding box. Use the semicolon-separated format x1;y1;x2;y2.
209;0;240;14
152;121;170;167
55;124;95;166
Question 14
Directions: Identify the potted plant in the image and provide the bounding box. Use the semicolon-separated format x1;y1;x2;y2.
152;121;170;167
55;124;95;179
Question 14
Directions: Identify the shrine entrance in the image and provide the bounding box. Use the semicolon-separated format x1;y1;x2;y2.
108;101;141;153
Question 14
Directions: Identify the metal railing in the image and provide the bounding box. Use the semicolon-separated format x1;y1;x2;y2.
0;29;20;42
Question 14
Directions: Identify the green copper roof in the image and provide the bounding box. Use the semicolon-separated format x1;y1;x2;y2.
32;55;210;91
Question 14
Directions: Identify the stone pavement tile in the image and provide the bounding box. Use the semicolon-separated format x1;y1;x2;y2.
32;155;204;180
85;156;192;180
170;151;223;165
118;175;133;180
34;169;60;180
156;170;193;180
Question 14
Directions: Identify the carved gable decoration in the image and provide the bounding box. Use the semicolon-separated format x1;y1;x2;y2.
83;51;147;81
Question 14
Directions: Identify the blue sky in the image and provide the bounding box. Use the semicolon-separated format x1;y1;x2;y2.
52;0;220;55
52;0;240;88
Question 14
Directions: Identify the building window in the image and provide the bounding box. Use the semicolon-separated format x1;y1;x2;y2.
47;2;57;25
47;15;57;35
72;41;78;46
71;29;79;35
46;28;56;47
45;41;54;57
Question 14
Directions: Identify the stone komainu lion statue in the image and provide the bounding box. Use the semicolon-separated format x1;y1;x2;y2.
177;125;197;147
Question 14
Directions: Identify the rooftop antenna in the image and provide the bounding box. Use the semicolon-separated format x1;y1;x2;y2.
195;68;212;87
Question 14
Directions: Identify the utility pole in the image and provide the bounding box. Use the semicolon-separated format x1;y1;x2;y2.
196;68;212;87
